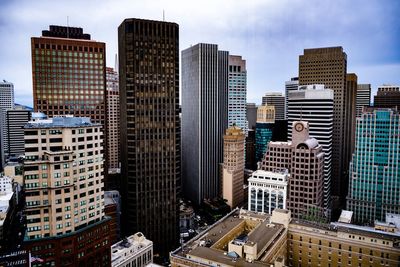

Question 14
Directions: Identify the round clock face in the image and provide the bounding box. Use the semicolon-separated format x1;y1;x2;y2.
295;123;304;132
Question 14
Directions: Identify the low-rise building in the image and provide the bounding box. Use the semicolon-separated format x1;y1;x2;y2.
170;208;289;267
111;232;153;267
248;169;288;214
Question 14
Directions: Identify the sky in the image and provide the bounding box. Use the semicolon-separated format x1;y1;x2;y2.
0;0;399;106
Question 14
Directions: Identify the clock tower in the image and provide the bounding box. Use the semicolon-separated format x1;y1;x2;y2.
291;121;309;147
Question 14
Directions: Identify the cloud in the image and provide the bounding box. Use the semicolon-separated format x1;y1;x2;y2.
0;0;399;106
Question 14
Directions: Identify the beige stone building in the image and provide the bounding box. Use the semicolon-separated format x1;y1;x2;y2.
222;125;245;208
170;209;400;267
170;208;289;267
106;67;120;173
257;105;275;123
23;116;105;239
260;121;324;219
288;219;400;267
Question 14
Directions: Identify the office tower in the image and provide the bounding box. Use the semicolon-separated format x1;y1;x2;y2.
255;105;275;163
31;25;106;145
228;56;247;135
248;169;288;214
246;103;257;130
299;47;353;206
182;43;228;205
271;120;288;142
23;116;110;266
356;84;371;117
287;84;333;208
262;92;285;120
119;18;180;256
6;108;32;158
285;77;299;119
374;85;400;109
347;108;400;224
0;81;14;170
222;125;245;208
345;74;358;182
260;121;324;218
106;67;120;172
245;129;256;170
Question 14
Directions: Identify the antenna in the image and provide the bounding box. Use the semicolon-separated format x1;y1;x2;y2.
163;10;165;21
67;16;69;38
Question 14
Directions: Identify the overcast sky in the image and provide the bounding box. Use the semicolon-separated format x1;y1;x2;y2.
1;0;399;106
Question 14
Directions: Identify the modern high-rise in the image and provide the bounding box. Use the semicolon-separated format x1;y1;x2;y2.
6;108;32;158
260;121;324;218
182;43;228;205
299;47;354;206
285;77;299;119
374;85;400;109
356;84;371;117
23;116;111;266
347;108;400;224
228;55;247;135
31;25;106;125
255;105;275;163
262;92;285;120
0;81;14;170
248;169;288;214
106;67;120;172
246;103;257;130
287;84;333;208
118;18;180;256
222;125;245;208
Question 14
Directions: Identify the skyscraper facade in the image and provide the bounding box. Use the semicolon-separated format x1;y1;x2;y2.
299;47;353;205
261;121;324;218
246;103;257;130
255;105;275;163
222;125;245;208
118;18;180;256
285;77;299;119
262;92;285;120
6;108;32;158
106;67;120;172
0;81;14;170
347;108;400;224
182;43;228;205
287;84;333;208
374;85;400;109
31;26;106;126
228;55;247;135
356;84;371;117
23;116;110;266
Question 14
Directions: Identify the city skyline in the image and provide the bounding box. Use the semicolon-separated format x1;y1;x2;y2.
1;0;399;106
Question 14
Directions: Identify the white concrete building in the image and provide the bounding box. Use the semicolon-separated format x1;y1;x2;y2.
248;169;288;214
111;232;153;267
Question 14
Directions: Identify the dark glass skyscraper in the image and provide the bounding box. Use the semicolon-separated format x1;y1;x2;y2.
118;18;180;257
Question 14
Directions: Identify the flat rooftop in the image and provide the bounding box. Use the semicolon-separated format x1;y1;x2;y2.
173;209;285;266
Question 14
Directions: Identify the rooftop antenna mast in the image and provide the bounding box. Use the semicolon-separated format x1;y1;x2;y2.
67;16;69;38
163;10;165;21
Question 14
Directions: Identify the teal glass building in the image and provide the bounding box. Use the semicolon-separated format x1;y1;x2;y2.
347;108;400;224
255;122;274;163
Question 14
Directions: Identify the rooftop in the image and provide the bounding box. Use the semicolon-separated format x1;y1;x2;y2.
172;209;285;266
111;233;152;265
25;116;99;129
